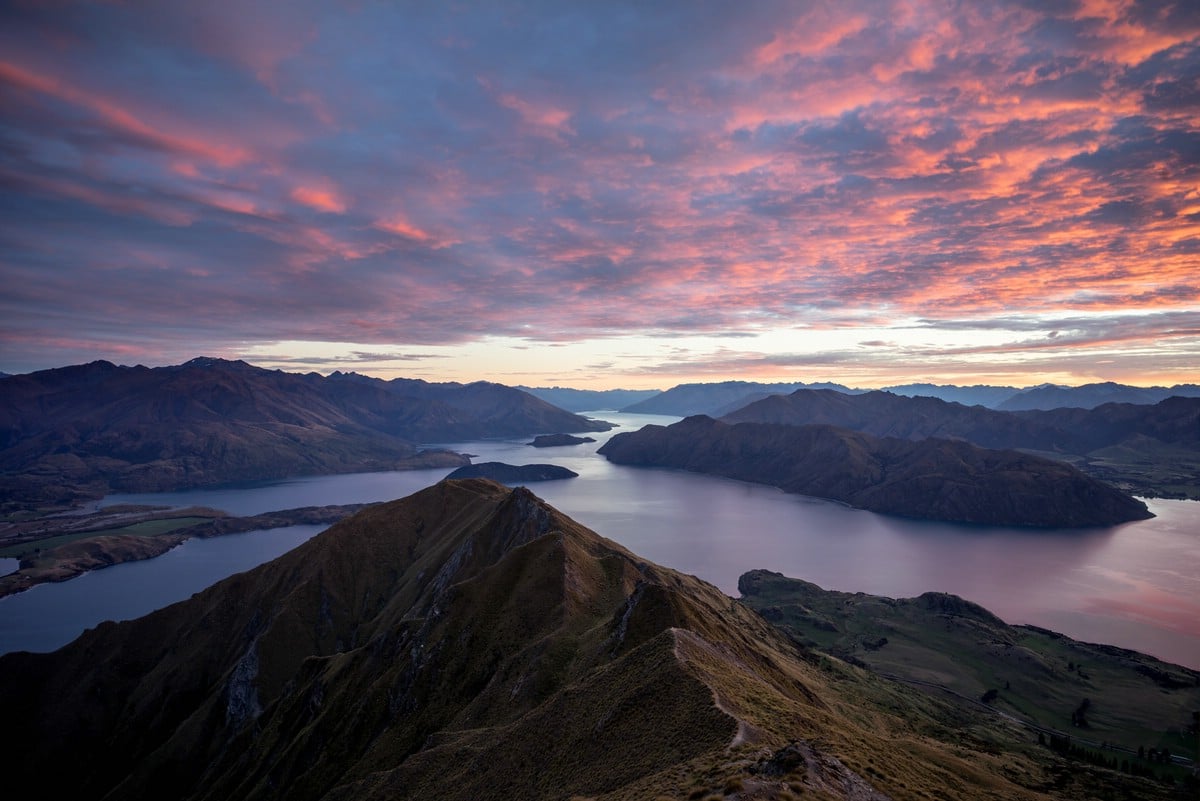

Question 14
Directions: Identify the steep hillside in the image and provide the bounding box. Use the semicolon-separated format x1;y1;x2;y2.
599;416;1150;526
0;359;608;507
0;480;1170;800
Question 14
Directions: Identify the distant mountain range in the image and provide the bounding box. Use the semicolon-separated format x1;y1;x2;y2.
721;389;1200;498
881;382;1023;408
599;415;1150;526
997;381;1200;411
620;380;861;416
0;479;1175;800
517;386;660;411
609;380;1200;416
0;358;608;508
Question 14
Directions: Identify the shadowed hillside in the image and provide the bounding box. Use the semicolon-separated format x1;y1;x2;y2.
0;359;609;508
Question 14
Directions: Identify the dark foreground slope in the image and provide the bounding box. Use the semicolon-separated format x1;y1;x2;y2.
599;416;1150;526
0;480;1158;801
0;358;607;508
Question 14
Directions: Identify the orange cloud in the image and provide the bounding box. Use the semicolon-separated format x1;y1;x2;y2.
375;216;430;241
290;185;347;214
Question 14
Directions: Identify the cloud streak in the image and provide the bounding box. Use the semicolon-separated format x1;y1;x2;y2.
1;0;1198;386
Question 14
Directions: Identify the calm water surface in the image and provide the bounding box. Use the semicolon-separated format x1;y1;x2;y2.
3;412;1197;668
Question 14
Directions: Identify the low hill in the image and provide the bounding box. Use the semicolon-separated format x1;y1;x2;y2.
0;359;608;508
724;389;1200;498
598;416;1151;526
0;480;1176;800
528;433;595;447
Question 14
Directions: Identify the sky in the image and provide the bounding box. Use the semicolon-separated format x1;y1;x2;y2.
1;0;1198;390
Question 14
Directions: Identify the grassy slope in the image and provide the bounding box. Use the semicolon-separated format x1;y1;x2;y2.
738;570;1200;762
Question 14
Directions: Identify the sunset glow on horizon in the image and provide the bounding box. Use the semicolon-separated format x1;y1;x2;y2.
2;1;1198;389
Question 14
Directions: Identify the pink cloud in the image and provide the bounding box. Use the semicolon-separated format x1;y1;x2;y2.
2;1;1199;386
290;185;348;214
0;60;251;167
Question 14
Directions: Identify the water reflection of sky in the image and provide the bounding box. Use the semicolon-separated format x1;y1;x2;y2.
84;413;1200;669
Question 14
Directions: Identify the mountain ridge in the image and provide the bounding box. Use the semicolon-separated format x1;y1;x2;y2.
0;480;827;800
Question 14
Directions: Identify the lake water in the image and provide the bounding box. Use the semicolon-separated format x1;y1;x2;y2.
2;411;1198;669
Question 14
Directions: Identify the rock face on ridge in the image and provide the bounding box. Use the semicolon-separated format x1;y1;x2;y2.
599;416;1151;527
0;480;805;800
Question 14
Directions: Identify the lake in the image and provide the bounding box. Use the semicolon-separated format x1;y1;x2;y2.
2;411;1198;669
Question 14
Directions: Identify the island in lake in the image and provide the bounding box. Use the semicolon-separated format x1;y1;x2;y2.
528;433;596;447
445;461;578;482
